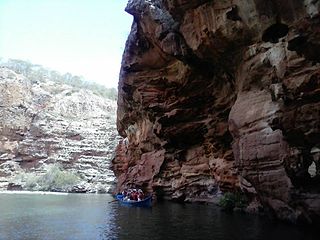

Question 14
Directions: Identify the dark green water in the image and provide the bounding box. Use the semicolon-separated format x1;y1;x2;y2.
0;193;318;240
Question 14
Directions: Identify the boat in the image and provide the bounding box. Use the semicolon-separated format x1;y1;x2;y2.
116;194;152;207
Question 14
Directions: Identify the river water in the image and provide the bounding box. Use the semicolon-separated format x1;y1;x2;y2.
0;193;318;240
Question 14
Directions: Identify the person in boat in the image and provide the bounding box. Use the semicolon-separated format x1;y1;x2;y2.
123;189;132;201
121;188;145;202
131;189;139;201
138;189;144;201
121;190;128;197
121;188;134;201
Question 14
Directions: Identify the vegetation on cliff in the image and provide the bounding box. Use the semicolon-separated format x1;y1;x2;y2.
0;58;117;100
15;164;81;192
218;192;248;212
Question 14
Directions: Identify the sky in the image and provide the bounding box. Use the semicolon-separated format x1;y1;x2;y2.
0;0;133;88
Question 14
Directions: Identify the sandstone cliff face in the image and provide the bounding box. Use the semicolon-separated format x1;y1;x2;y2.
114;0;320;223
0;68;118;192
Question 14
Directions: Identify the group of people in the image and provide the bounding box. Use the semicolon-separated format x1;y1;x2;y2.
121;188;145;202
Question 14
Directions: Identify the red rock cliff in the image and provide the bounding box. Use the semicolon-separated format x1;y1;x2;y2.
113;0;320;223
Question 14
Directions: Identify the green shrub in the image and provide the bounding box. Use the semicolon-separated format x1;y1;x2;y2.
23;164;81;192
218;192;248;211
24;174;40;189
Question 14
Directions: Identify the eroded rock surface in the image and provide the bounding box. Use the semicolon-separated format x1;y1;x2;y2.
114;0;320;223
0;68;119;193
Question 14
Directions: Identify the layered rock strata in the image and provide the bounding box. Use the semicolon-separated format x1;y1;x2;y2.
114;0;320;223
0;68;119;192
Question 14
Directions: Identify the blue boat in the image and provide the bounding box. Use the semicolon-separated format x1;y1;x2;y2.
116;194;152;207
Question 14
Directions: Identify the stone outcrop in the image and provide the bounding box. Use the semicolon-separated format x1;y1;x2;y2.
114;0;320;223
0;67;119;193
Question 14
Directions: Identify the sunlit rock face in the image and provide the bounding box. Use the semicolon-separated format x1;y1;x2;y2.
0;68;119;193
114;0;320;223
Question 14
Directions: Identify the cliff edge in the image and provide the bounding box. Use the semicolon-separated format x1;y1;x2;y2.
114;0;320;223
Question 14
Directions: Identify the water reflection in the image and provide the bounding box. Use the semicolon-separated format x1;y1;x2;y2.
0;193;117;240
111;201;319;240
0;194;319;240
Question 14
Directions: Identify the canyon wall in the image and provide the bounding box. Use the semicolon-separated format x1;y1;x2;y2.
0;68;118;192
114;0;320;223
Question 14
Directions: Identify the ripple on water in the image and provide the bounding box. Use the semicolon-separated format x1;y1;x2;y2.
0;194;319;240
